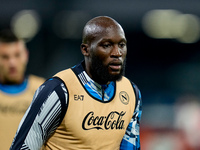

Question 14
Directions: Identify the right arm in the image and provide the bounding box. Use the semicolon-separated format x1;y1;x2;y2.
10;77;68;150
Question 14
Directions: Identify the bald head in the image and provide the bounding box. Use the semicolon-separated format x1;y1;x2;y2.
82;16;124;44
80;16;127;84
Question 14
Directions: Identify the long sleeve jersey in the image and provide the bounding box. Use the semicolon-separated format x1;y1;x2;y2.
10;61;142;150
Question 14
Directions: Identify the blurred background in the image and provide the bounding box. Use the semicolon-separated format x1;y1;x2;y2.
1;0;200;149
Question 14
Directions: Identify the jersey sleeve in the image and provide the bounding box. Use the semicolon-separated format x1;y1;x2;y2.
10;77;68;150
120;82;142;150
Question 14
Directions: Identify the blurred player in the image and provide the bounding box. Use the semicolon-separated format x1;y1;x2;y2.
10;16;142;150
0;29;45;149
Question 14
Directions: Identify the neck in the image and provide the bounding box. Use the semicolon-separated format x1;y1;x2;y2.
85;66;110;85
0;77;24;85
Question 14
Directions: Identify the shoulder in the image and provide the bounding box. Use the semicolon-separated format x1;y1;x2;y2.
42;77;65;88
121;76;139;89
122;76;142;100
31;77;67;105
54;68;73;78
28;74;45;87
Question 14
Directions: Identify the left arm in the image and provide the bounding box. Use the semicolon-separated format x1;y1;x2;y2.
120;84;142;150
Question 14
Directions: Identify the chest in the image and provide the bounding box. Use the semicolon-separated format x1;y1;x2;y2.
0;89;34;115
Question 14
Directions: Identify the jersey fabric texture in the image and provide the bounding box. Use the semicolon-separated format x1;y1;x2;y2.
0;75;45;150
44;68;135;150
10;61;142;150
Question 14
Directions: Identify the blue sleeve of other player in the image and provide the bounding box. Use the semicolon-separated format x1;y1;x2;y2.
120;83;142;150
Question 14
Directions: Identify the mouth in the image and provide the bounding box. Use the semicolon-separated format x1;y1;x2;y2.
9;68;18;75
109;61;122;71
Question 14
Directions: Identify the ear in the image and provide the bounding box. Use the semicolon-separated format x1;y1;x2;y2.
81;43;89;56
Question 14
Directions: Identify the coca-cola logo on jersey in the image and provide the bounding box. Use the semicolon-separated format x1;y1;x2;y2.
82;111;126;130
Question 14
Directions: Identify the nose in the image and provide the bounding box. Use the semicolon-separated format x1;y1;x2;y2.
111;45;122;57
8;57;17;66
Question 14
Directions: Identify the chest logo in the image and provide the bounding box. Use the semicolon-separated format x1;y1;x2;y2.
82;111;126;130
74;94;84;101
119;91;129;105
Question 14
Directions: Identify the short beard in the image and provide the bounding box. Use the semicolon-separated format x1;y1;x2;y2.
90;55;126;84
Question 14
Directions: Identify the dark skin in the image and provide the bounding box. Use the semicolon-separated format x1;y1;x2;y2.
81;16;127;85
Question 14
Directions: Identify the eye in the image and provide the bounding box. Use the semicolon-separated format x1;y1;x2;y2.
1;55;9;60
15;52;21;58
102;43;112;49
119;42;126;48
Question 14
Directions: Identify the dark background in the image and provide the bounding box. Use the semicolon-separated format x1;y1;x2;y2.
1;1;200;149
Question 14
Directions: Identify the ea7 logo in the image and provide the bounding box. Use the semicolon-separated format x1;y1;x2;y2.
74;95;84;101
